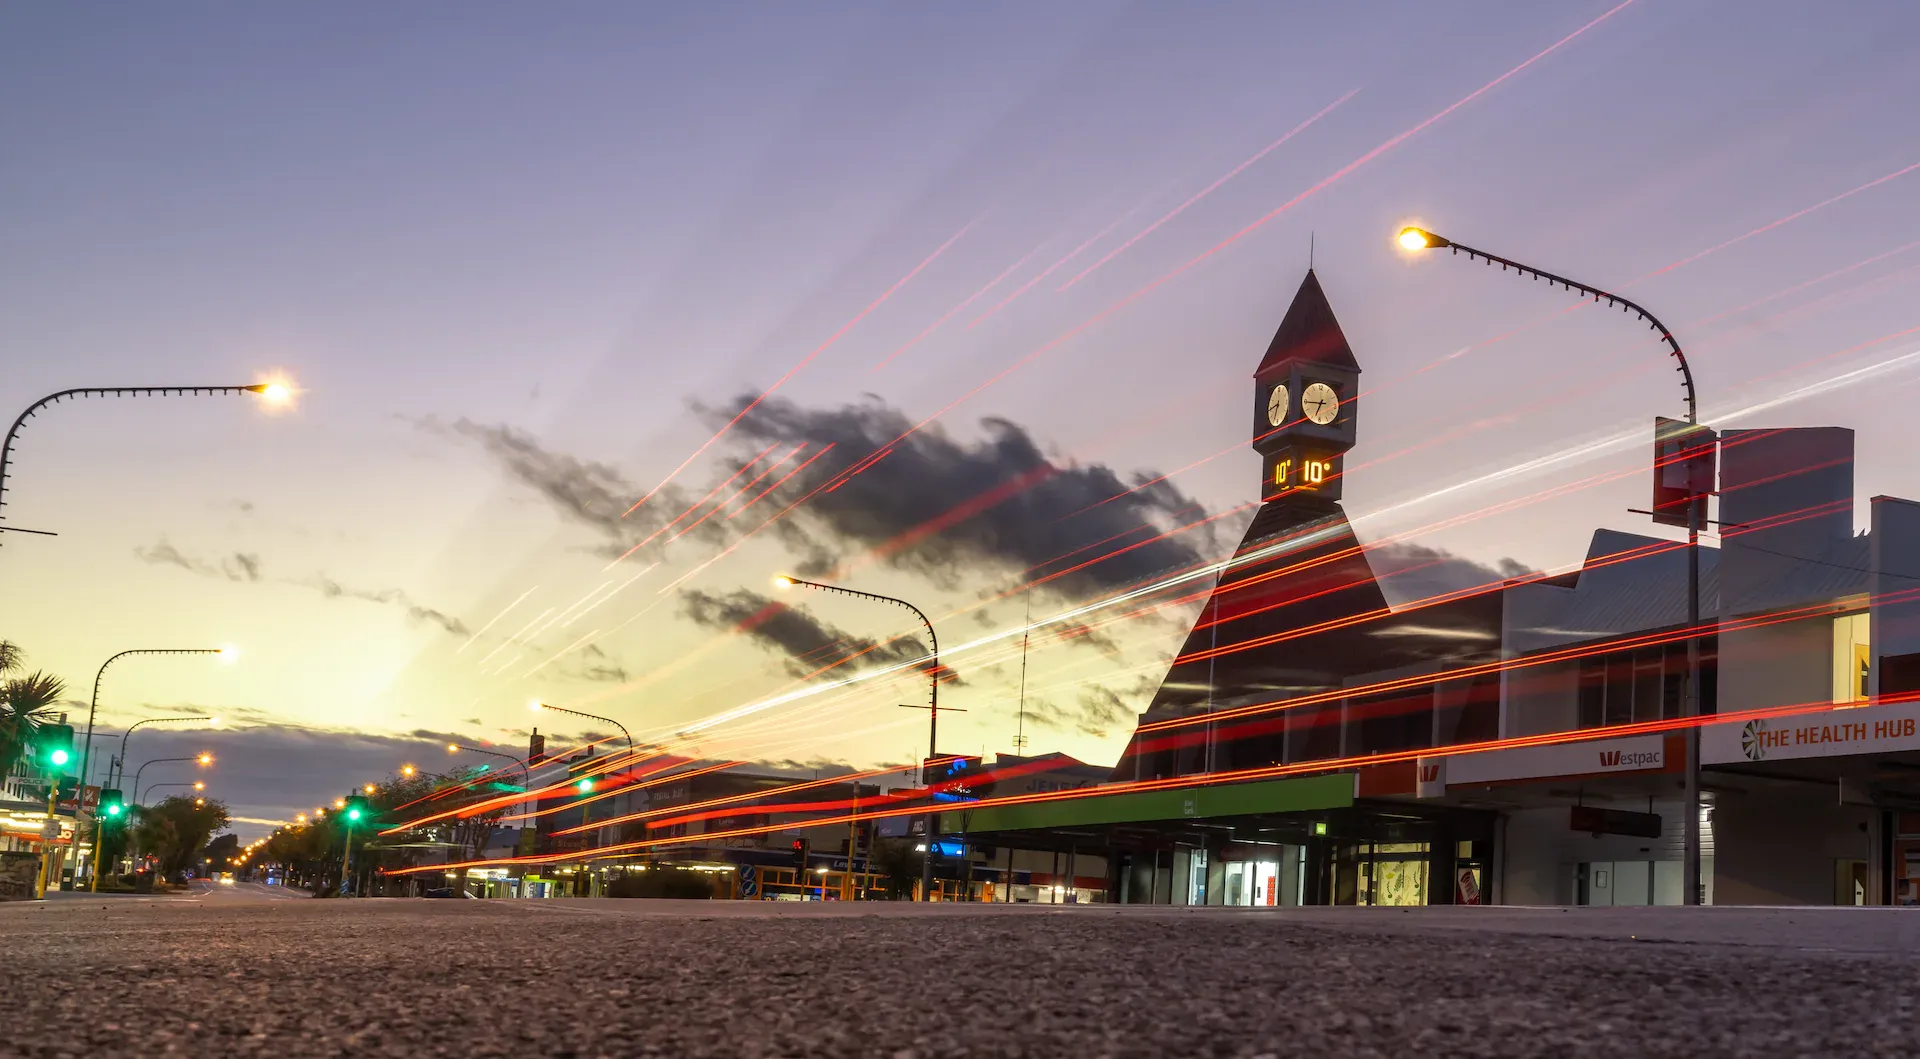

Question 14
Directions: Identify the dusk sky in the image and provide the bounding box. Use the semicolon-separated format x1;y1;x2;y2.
5;2;1920;837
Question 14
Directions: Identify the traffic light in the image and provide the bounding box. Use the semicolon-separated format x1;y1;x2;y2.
35;723;74;770
99;789;126;820
342;795;370;824
790;838;808;872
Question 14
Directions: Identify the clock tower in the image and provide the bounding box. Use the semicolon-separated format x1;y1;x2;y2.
1251;269;1360;504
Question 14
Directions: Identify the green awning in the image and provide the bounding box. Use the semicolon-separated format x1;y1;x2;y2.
955;773;1353;832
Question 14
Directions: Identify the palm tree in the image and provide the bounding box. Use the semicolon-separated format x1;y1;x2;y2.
0;646;69;777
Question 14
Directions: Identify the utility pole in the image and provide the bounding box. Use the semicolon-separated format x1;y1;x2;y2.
1399;226;1707;905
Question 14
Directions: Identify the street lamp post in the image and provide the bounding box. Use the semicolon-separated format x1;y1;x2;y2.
773;573;945;903
528;704;633;895
73;648;232;884
448;743;535;892
528;702;633;756
139;781;203;806
0;383;290;544
94;715;217;891
1398;226;1708;905
447;742;533;792
130;754;212;806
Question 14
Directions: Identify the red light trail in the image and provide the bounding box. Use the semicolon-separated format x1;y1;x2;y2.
385;690;1920;878
873;238;1047;371
620;221;971;518
1057;88;1360;292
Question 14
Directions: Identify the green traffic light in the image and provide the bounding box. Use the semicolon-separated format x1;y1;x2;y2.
576;778;593;793
48;748;70;767
346;808;363;821
105;804;123;817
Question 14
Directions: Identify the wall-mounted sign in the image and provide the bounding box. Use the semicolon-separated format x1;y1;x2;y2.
1705;702;1920;764
1569;805;1662;839
1446;734;1668;786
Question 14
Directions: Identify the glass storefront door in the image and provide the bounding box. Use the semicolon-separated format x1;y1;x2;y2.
1331;841;1431;906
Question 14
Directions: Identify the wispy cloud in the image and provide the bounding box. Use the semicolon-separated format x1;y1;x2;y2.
135;543;468;637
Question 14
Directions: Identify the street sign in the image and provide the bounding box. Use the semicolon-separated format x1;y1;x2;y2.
738;863;758;898
1570;805;1662;839
1651;416;1716;528
39;820;61;841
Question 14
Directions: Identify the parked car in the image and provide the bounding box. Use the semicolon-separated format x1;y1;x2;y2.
422;887;477;899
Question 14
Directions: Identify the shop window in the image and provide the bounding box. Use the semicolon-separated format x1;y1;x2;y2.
1577;659;1606;729
1349;690;1432;756
1577;640;1717;727
1832;613;1870;705
1631;648;1663;723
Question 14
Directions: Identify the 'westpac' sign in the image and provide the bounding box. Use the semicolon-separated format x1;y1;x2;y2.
1443;734;1667;787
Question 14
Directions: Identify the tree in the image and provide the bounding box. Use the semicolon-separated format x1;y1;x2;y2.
0;643;67;777
342;767;511;895
259;821;335;892
203;833;241;871
133;796;230;878
867;837;923;900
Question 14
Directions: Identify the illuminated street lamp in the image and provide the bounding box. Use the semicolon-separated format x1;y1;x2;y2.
1397;225;1708;905
447;742;532;792
400;765;416;779
529;702;634;756
773;573;945;902
129;754;214;807
0;382;293;544
140;782;201;805
80;649;230;891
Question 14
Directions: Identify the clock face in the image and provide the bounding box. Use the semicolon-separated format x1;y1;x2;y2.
1265;384;1289;427
1301;381;1340;425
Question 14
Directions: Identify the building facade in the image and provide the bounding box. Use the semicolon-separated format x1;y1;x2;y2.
961;267;1920;909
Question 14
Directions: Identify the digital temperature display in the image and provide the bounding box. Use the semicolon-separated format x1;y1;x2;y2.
1262;447;1343;502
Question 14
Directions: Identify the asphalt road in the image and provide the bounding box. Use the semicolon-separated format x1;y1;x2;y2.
6;891;1919;1058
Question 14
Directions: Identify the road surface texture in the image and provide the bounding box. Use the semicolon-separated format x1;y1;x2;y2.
7;886;1919;1058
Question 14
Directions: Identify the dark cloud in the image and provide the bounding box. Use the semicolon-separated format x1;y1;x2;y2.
1048;619;1123;659
1366;542;1534;609
106;723;472;839
135;540;260;583
306;577;472;636
135;541;466;637
567;644;631;684
680;587;957;685
135;540;195;572
420;417;733;562
227;553;263;582
697;393;1214;602
1019;674;1154;739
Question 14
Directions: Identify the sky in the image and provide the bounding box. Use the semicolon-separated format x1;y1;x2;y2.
4;2;1920;838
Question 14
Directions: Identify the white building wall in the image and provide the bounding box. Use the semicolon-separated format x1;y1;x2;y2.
1712;793;1879;905
1499;801;1706;906
1717;615;1833;714
1503;661;1579;738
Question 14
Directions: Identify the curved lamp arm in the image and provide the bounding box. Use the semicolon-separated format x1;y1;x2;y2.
1;384;280;538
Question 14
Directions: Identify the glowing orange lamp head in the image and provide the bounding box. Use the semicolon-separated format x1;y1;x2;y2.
1396;227;1449;251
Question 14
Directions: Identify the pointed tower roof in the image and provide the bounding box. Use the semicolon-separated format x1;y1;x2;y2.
1255;269;1359;376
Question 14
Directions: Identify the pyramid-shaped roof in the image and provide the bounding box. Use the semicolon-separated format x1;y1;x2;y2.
1255;269;1360;376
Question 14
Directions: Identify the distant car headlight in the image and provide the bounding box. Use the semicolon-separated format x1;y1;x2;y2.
219;877;235;886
